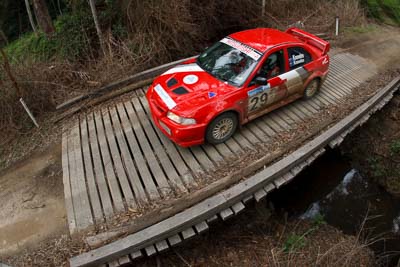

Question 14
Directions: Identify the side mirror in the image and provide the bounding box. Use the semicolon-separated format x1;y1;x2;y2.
269;76;286;87
254;76;268;85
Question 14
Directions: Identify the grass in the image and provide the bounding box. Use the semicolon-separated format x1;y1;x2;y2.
283;213;327;253
365;0;400;25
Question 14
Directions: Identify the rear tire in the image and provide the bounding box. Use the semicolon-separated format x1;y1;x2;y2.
303;79;320;99
206;112;238;145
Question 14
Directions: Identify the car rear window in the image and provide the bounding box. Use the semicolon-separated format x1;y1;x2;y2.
288;47;312;70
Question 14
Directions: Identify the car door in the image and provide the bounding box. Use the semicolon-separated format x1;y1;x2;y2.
245;49;288;119
280;46;314;97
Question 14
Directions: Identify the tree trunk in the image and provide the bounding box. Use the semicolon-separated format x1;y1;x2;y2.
32;0;55;36
0;28;8;44
88;0;106;56
24;0;38;33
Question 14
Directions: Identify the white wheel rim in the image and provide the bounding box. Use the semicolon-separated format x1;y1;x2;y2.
306;80;318;97
212;118;234;140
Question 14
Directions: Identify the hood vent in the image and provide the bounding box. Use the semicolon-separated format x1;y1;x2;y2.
167;78;178;88
172;86;189;95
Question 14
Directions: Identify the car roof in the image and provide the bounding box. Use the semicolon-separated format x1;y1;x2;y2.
229;28;300;53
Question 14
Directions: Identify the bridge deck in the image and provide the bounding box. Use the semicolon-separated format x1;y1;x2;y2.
62;53;377;233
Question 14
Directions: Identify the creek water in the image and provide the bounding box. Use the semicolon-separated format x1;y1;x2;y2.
268;148;400;266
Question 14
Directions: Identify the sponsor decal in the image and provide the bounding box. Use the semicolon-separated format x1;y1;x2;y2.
154;84;176;110
208;92;216;98
162;63;204;76
289;53;305;67
183;74;199;85
221;37;262;61
322;57;329;65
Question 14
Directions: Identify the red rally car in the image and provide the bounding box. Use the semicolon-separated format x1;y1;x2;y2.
146;27;330;147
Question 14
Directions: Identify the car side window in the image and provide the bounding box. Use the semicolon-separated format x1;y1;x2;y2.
288;47;312;70
256;50;285;81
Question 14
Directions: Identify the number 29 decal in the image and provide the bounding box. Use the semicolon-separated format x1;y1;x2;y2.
248;84;270;112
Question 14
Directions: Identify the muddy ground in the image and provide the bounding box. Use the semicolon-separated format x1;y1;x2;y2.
1;25;400;266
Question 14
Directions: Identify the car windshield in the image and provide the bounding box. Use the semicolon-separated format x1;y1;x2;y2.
196;39;261;87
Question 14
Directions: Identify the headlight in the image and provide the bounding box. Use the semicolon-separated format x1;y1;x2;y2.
167;111;196;125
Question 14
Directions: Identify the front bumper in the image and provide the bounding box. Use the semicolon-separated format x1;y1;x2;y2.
147;97;206;147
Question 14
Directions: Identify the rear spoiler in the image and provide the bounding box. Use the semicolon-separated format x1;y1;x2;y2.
285;27;330;55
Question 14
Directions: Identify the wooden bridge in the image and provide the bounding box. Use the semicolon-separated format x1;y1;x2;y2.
61;52;400;266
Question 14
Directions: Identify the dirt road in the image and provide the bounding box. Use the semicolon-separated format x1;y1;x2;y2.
0;145;67;257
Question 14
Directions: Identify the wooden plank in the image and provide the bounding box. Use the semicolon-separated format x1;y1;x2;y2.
132;97;176;195
247;123;268;141
264;183;275;193
176;146;204;177
327;70;358;91
181;227;196;239
130;250;143;260
329;66;360;88
303;98;321;111
254;188;267;202
118;255;131;265
201;144;224;164
253;119;274;138
274;109;295;125
262;116;282;133
231;201;245;214
124;101;163;200
271;112;292;129
224;137;243;154
103;110;136;208
110;106;148;204
155;240;169;252
144;245;157;256
71;122;94;229
87;113;114;218
240;125;261;145
190;146;215;170
94;111;125;212
80;117;104;223
273;176;286;188
194;221;208;233
219;208;234;220
242;195;253;204
281;108;303;122
322;81;347;98
116;103;155;202
232;131;253;150
138;93;197;187
214;143;234;160
108;260;120;267
62;130;77;232
167;234;182;246
206;215;219;224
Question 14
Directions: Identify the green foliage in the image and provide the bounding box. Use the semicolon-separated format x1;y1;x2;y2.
390;139;400;156
283;212;326;253
4;11;96;62
312;213;326;227
364;0;400;25
283;233;306;252
367;157;386;177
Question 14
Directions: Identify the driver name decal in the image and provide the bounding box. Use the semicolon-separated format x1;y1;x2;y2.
221;37;262;61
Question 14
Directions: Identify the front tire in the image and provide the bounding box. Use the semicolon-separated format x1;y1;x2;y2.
206;112;238;145
303;79;320;99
